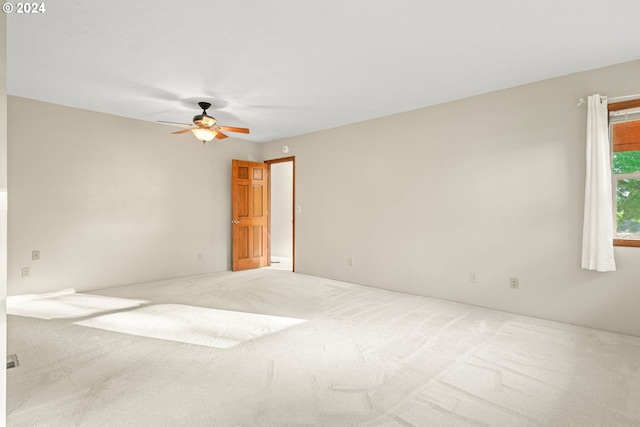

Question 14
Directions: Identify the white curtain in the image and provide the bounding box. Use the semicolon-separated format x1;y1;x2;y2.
581;94;616;272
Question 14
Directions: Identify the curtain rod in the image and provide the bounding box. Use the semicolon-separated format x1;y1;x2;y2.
577;94;640;107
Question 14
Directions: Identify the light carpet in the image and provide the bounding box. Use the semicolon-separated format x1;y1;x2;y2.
7;269;640;426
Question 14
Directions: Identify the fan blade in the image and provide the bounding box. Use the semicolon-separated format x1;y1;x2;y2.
172;128;193;135
218;126;250;134
215;132;228;140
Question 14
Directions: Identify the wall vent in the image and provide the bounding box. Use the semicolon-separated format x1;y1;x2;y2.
7;354;19;369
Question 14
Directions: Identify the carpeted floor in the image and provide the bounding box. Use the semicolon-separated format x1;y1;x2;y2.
7;269;640;426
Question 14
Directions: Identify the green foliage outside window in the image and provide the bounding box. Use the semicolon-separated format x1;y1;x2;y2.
612;151;640;234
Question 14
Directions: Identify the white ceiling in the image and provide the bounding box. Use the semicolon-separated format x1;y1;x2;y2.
7;1;640;143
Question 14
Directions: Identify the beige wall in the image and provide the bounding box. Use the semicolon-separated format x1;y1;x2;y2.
262;59;640;337
7;96;261;295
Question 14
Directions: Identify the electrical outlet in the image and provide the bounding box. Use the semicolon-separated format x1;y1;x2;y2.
510;277;519;289
197;253;203;261
348;257;354;267
469;272;477;283
21;267;30;278
32;250;40;261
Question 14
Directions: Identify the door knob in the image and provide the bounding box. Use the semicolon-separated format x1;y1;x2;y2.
231;220;240;225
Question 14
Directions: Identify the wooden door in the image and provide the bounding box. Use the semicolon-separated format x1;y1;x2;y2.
232;160;269;271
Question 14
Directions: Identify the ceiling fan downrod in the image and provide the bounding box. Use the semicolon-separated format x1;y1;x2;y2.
198;102;211;114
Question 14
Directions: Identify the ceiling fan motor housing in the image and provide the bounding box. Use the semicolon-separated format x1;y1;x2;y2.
193;102;216;126
193;114;217;126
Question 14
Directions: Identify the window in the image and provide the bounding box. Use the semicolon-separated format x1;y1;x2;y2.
609;100;640;247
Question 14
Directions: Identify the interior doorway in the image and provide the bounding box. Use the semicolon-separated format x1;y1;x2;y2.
266;157;295;272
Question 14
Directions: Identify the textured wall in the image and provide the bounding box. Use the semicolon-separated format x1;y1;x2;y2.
7;97;261;295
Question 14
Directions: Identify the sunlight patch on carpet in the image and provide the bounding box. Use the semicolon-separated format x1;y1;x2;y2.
7;290;149;320
74;304;307;349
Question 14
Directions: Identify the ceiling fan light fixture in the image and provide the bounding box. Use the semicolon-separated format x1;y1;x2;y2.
192;128;216;142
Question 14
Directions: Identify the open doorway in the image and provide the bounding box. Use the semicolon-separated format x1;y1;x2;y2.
266;157;295;272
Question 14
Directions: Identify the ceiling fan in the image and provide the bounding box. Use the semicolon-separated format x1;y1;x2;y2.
161;102;250;143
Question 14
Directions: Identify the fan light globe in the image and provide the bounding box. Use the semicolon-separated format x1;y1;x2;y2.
192;128;216;142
